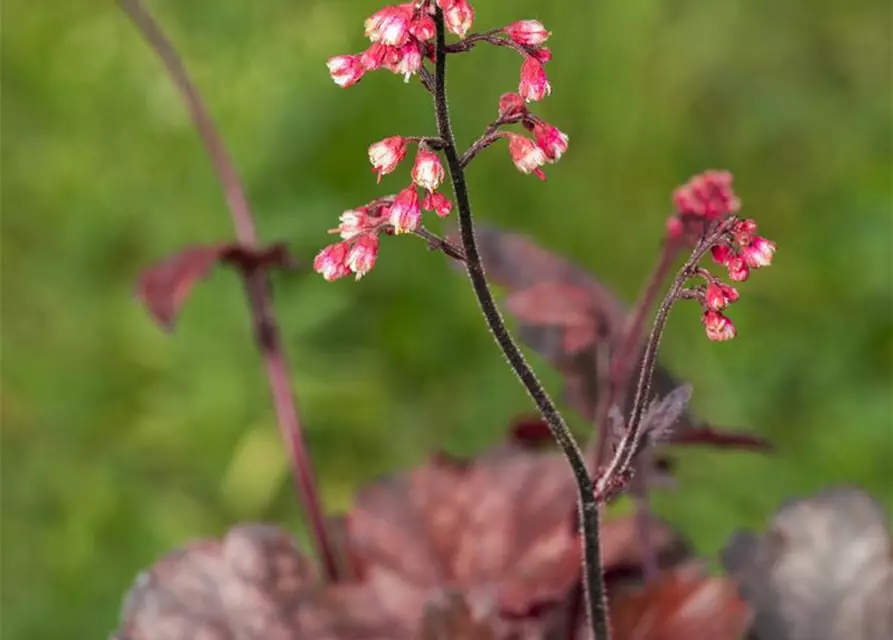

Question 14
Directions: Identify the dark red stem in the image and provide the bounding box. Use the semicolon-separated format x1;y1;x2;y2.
120;0;343;582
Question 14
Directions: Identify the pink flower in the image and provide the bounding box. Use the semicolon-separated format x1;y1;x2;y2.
505;20;550;47
327;55;366;88
334;209;369;239
711;244;733;266
439;0;474;38
313;242;351;281
411;148;445;191
673;170;740;219
365;5;414;47
518;57;551;102
705;281;739;311
368;136;408;181
388;186;422;233
725;255;750;282
423;191;452;217
388;41;423;81
702;310;737;342
733;218;759;245
360;43;398;71
533;121;569;162
507;133;547;180
665;215;684;241
740;236;776;268
530;47;552;63
346;234;379;279
410;14;436;41
498;92;527;118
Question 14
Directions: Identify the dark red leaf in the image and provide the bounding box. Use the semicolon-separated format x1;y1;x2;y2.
604;562;752;640
665;425;773;451
136;242;294;330
722;487;893;640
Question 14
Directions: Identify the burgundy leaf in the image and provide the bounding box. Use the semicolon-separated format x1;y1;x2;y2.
603;562;752;640
136;242;294;330
665;425;772;451
722;487;893;640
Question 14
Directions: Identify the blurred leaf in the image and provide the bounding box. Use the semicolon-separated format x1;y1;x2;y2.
136;242;295;330
722;487;893;640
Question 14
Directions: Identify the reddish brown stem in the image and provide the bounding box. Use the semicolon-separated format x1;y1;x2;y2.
590;239;680;467
120;0;343;582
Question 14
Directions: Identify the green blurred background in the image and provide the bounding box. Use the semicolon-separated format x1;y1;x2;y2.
2;0;891;636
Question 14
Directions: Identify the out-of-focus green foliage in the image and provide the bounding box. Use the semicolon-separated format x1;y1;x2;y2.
2;0;890;636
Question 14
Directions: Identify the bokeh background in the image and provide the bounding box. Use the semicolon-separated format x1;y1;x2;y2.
3;0;891;636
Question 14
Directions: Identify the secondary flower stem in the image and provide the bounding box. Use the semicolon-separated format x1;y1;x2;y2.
120;0;344;582
432;9;610;640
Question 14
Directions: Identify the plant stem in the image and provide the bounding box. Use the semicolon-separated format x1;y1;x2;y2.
432;10;610;639
120;0;343;582
591;240;679;467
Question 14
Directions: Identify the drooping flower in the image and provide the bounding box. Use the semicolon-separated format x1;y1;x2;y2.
327;55;366;88
411;148;445;192
388;41;423;81
388;185;422;233
504;20;550;47
518;57;551;102
365;5;414;47
507;133;547;180
533;121;569;162
673;170;740;220
368;136;408;181
705;281;739;311
333;209;369;240
422;191;452;217
440;0;474;38
740;236;776;268
498;92;527;119
725;255;750;282
409;14;436;41
313;242;352;281
702;310;737;342
346;234;380;279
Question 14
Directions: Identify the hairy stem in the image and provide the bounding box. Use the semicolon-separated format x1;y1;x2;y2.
432;9;610;639
591;239;679;467
121;0;344;582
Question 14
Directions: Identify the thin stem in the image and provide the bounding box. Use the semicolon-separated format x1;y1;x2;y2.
432;9;610;640
412;226;467;262
596;221;734;497
460;114;522;168
590;240;680;467
121;0;344;582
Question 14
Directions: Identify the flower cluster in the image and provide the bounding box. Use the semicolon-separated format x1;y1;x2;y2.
327;1;474;87
670;171;776;341
317;1;569;281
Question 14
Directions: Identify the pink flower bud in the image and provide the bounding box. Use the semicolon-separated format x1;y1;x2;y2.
498;92;527;118
702;310;737;342
505;20;551;47
327;55;366;88
665;215;684;241
440;0;474;38
388;41;423;81
741;236;776;268
388;185;422;234
334;209;368;239
533;121;569;162
410;15;436;41
711;244;733;266
705;281;739;311
368;136;408;181
411;148;445;192
365;5;413;47
673;170;740;219
507;133;547;180
360;43;398;71
725;255;750;282
518;58;552;102
530;47;552;63
346;234;379;279
423;191;453;217
313;242;351;281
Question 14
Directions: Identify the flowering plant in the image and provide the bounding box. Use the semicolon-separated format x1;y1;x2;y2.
116;1;787;638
